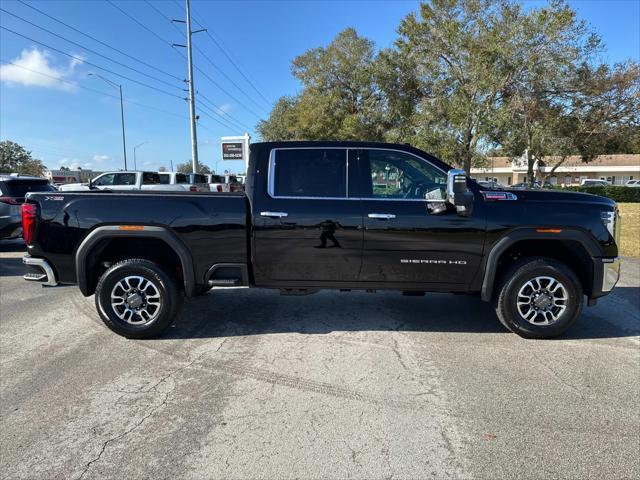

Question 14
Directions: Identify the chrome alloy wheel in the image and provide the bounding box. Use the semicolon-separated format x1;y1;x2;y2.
516;276;568;326
110;275;162;325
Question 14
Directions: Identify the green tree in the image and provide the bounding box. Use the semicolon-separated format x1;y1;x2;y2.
258;28;385;142
176;161;212;175
0;141;46;176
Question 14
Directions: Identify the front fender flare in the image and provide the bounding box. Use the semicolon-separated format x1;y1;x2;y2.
480;228;601;302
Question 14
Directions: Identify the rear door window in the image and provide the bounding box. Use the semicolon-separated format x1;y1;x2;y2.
272;148;347;198
114;173;137;185
142;172;160;185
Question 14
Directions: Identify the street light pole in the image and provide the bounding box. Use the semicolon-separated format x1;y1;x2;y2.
133;142;148;170
119;85;128;170
88;73;127;170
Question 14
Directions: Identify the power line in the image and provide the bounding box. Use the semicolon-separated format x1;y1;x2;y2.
0;26;186;99
0;61;188;119
198;101;247;132
0;7;184;91
186;1;272;107
15;0;183;82
106;0;180;52
144;0;266;119
145;0;267;113
197;93;252;131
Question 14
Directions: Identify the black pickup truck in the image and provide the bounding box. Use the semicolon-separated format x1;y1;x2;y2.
21;141;621;339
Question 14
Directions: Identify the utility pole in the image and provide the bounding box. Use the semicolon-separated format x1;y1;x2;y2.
173;0;205;174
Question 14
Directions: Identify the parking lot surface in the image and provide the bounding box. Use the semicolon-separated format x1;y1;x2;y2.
1;239;639;479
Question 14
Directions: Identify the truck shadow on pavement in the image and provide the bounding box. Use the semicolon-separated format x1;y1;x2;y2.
160;286;639;341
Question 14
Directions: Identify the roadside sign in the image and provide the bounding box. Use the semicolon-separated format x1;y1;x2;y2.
221;142;244;160
220;133;251;169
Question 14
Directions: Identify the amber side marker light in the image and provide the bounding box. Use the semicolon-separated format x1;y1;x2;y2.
536;228;562;233
119;225;145;231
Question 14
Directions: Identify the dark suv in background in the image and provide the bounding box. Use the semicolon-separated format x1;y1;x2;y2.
0;175;55;240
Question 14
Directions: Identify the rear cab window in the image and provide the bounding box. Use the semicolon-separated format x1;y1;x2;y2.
176;174;188;184
191;174;206;184
158;173;170;184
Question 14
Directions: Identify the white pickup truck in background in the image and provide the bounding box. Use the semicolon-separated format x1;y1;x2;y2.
58;171;187;192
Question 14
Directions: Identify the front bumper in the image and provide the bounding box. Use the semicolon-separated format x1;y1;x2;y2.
22;256;58;286
601;257;621;292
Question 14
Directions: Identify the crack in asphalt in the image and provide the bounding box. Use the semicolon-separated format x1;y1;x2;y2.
76;352;208;480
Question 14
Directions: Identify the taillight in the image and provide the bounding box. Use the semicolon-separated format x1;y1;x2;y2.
22;203;37;245
0;196;19;205
189;186;198;192
216;185;223;192
230;185;237;192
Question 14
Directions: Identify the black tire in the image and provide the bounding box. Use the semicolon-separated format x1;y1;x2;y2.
95;258;182;339
494;257;583;339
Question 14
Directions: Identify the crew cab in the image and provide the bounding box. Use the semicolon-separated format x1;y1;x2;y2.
58;171;185;192
21;141;621;339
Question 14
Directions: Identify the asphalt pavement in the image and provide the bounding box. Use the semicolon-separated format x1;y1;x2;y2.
1;238;638;479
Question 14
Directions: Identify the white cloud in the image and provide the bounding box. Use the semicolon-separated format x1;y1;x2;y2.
0;47;83;91
92;154;110;163
216;103;232;114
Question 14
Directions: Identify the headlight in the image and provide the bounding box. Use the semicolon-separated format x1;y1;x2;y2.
601;210;618;240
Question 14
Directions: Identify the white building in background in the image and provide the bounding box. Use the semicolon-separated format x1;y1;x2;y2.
471;154;640;186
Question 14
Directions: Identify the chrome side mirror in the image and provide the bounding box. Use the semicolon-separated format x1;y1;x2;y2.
447;169;474;216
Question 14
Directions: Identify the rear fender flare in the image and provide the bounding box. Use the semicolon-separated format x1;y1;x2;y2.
75;225;195;297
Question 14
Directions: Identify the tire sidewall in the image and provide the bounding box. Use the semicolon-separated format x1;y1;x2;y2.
499;260;583;338
96;260;178;338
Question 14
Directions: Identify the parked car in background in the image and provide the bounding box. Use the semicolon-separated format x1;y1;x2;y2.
58;171;185;192
185;173;210;192
158;172;207;192
225;174;244;192
511;180;553;189
624;179;639;187
477;180;505;189
207;174;228;192
0;175;55;239
581;179;610;187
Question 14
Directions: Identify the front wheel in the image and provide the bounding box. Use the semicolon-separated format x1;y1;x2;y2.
495;258;583;339
95;259;182;338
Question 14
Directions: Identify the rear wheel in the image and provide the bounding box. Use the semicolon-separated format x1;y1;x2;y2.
495;257;583;339
95;259;182;338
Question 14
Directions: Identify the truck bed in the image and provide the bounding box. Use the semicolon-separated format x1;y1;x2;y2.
26;191;248;287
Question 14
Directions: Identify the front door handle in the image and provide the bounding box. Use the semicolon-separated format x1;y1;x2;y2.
260;211;289;218
368;213;396;220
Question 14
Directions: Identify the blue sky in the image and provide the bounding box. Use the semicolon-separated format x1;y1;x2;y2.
1;0;639;174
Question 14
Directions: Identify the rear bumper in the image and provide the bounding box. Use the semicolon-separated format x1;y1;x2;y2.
22;255;58;286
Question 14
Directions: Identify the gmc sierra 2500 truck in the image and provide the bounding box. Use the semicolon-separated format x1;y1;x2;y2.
21;141;621;339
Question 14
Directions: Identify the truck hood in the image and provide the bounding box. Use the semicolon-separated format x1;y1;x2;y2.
504;188;616;207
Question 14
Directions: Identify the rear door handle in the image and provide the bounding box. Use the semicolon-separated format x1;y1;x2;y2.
368;213;396;219
260;211;288;218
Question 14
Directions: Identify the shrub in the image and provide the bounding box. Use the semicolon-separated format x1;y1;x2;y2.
559;186;640;203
